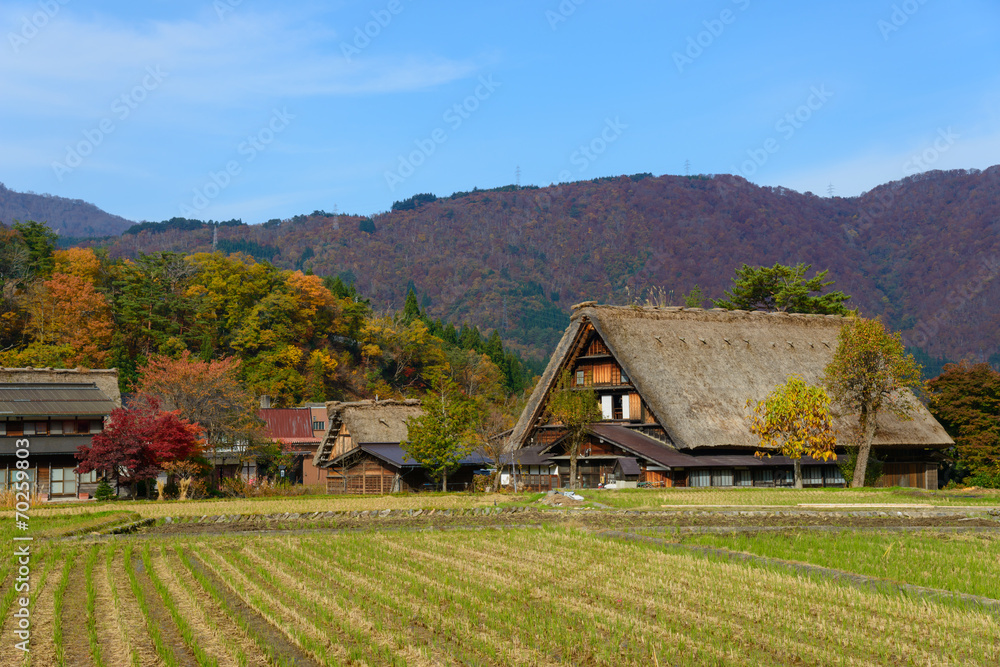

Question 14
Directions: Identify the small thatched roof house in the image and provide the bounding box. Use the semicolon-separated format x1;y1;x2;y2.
510;303;952;490
315;399;488;494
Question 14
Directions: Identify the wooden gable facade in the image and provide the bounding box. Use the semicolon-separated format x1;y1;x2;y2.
509;304;953;490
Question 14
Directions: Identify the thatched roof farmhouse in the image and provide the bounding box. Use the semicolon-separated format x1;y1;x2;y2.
510;303;952;490
315;399;488;494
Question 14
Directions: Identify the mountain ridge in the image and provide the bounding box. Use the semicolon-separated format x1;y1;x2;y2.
32;167;1000;368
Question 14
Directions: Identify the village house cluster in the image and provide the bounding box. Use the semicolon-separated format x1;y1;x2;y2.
0;303;953;498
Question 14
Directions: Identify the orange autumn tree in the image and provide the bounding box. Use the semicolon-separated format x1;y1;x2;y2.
824;318;922;487
22;247;113;367
137;352;265;458
747;375;838;489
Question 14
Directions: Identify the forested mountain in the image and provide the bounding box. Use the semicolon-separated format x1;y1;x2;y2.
0;183;134;237
83;168;1000;368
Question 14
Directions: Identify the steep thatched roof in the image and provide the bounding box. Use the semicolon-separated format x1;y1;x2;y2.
511;305;953;450
314;399;423;466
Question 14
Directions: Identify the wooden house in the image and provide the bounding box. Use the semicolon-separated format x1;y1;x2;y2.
509;304;953;490
258;407;326;486
314;399;489;494
0;368;120;500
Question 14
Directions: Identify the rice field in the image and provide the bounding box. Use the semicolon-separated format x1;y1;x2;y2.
581;486;1000;508
1;493;519;521
674;528;1000;600
1;527;997;666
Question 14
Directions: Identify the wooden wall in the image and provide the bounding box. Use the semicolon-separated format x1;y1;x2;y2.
876;462;937;490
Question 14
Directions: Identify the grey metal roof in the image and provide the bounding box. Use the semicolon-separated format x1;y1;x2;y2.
0;384;116;416
328;443;492;469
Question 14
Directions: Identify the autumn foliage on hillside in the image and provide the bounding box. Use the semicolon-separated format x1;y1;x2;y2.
92;168;1000;368
0;224;531;410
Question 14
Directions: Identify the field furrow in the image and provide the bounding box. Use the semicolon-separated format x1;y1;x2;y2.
240;541;441;667
195;544;332;664
61;549;95;667
109;547;167;667
19;547;58;667
158;546;271;667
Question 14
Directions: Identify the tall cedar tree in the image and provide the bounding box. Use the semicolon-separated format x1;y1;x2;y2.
824;318;922;487
926;361;1000;479
402;378;476;491
747;375;838;488
548;370;602;490
76;397;201;494
714;263;850;314
138;351;264;457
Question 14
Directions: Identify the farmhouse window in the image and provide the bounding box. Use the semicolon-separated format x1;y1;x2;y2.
22;423;35;436
50;467;77;496
312;421;325;431
824;466;846;485
79;471;98;484
711;469;734;487
689;470;710;487
803;466;823;485
600;396;613;420
576;369;585;386
620;369;629;384
734;469;752;487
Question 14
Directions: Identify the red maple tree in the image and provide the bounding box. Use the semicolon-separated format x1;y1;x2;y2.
76;396;203;495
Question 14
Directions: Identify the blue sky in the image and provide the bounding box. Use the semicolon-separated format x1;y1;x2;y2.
1;0;998;223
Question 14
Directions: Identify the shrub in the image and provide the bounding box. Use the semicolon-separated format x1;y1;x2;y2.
94;479;115;501
965;470;1000;489
837;448;884;487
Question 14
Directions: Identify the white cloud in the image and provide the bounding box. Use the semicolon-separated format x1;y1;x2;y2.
0;7;479;117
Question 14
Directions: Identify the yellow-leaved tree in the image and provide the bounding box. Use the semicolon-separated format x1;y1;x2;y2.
747;375;838;489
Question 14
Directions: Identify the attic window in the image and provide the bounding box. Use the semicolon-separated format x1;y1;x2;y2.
575;369;585;386
620;369;629;384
